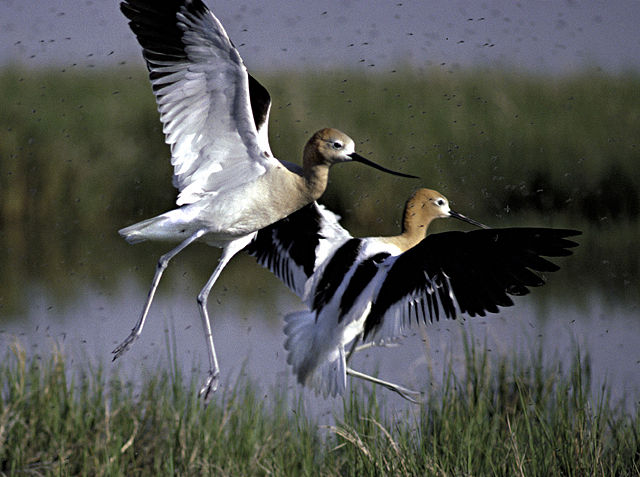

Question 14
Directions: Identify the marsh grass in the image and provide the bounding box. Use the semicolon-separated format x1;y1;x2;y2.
1;331;638;476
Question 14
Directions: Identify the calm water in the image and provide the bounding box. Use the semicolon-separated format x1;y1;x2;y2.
1;226;639;416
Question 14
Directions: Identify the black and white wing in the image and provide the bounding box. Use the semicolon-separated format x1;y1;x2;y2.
247;74;272;149
121;0;278;206
245;202;352;298
363;228;581;341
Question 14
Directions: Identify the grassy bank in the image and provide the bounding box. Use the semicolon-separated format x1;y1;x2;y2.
1;335;638;476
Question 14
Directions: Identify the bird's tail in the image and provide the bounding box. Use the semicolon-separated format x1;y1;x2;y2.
284;310;346;397
118;216;162;244
119;209;196;244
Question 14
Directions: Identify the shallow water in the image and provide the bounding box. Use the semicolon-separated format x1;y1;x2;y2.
2;246;638;417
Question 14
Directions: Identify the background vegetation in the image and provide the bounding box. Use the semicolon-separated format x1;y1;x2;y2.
1;67;639;314
2;68;639;230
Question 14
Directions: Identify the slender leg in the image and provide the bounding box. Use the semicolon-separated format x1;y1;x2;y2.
345;335;399;364
197;235;255;404
112;229;207;360
345;335;419;402
346;367;422;404
348;341;400;361
356;342;400;352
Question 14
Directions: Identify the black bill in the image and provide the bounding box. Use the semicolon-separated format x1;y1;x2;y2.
349;153;419;179
449;210;490;229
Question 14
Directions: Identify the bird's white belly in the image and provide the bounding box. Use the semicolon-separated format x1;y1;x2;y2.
198;179;302;240
121;171;306;247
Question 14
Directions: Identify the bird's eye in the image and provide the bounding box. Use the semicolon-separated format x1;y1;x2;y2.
332;141;343;149
436;199;445;206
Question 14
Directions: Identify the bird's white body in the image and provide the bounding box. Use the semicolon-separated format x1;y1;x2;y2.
120;160;306;246
286;238;403;396
248;189;580;400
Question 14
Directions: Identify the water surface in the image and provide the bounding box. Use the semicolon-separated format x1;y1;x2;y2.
2;230;638;416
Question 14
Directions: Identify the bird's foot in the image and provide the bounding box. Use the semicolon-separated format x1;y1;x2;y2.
198;370;220;405
353;341;399;353
347;367;423;404
111;333;138;361
392;385;423;404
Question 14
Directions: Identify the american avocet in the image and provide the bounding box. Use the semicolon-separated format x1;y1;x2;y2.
115;0;417;402
246;189;580;401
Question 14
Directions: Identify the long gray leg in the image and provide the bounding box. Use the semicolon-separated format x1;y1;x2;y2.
354;341;400;354
346;367;422;404
197;234;255;404
112;229;207;360
346;335;400;364
344;337;418;401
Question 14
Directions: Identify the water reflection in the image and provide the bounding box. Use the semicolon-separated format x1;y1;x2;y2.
2;210;638;316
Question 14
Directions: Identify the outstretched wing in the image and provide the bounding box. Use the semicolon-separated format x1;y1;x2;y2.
364;228;581;341
245;202;352;298
121;0;277;206
247;74;272;152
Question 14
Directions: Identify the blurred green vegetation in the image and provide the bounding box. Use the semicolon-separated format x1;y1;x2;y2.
258;68;640;231
0;67;639;314
2;67;639;231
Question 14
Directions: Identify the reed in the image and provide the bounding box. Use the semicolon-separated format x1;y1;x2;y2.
1;332;638;476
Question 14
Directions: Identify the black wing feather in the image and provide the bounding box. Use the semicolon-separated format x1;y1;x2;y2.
122;0;272;132
313;239;362;310
121;0;203;75
245;202;327;293
364;228;580;338
247;74;271;133
338;252;391;319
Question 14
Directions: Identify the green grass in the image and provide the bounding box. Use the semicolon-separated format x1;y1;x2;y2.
259;68;640;232
1;333;638;476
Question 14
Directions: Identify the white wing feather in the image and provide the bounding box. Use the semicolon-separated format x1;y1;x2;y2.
125;1;279;206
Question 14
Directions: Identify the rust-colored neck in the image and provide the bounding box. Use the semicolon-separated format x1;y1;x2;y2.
380;223;429;252
301;133;331;201
379;192;438;252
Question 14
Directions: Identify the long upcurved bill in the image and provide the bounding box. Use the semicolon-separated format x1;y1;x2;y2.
349;153;419;179
449;210;490;229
